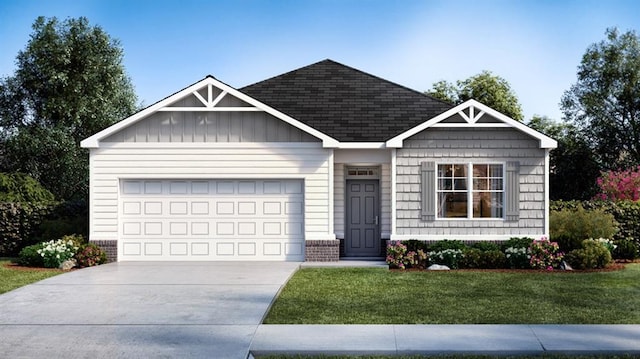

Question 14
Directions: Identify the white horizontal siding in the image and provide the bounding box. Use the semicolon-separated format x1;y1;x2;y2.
89;144;332;243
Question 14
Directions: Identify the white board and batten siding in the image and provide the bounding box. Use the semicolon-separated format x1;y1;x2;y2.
394;127;546;241
89;108;332;261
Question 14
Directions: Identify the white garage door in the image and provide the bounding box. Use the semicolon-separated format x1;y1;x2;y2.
119;179;305;261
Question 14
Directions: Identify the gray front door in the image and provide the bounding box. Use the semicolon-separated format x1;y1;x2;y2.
345;180;380;256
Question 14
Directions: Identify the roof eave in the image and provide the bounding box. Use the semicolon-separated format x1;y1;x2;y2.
386;99;558;150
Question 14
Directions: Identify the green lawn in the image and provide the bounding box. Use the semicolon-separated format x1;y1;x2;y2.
0;259;63;295
264;264;640;324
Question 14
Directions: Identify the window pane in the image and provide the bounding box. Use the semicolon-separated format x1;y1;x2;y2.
490;179;503;190
489;164;503;177
438;164;451;177
473;192;503;218
438;192;468;218
453;164;466;177
453;179;467;190
438;179;452;190
473;164;487;177
473;178;488;190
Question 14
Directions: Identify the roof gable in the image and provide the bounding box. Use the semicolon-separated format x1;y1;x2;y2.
386;99;557;149
241;59;453;142
81;76;338;148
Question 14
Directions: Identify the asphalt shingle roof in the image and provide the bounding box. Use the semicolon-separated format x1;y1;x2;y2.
240;59;454;142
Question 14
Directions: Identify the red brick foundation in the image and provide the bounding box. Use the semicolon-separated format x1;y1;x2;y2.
305;240;339;261
90;240;118;263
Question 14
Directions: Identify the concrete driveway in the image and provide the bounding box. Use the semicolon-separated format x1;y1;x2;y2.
0;261;300;359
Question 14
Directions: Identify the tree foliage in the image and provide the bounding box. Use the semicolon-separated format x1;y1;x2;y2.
427;70;524;121
0;16;137;200
0;172;55;203
527;116;600;200
561;28;640;170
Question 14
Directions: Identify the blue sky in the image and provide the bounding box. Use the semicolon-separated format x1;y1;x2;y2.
1;0;639;121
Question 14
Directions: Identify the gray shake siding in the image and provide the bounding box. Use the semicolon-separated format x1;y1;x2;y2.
396;127;545;238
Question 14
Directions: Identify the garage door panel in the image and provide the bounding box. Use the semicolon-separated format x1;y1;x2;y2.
119;179;304;261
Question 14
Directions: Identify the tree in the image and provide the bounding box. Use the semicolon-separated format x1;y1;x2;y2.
527;116;600;200
427;70;524;121
0;16;137;200
561;27;640;170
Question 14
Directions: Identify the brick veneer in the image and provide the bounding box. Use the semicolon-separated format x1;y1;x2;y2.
305;240;339;261
90;240;118;263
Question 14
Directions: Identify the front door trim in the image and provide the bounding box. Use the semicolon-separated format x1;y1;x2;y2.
345;179;380;257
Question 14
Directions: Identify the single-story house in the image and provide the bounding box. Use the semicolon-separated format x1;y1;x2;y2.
81;59;557;262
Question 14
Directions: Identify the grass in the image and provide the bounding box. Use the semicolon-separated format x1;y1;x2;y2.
0;259;63;295
264;264;640;324
257;356;639;359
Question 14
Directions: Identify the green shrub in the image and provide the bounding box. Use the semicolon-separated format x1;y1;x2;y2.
74;243;107;267
461;248;483;268
60;234;86;247
501;237;534;251
0;172;55;203
428;240;468;252
471;241;501;252
550;205;617;251
17;242;45;267
38;238;79;268
37;200;89;242
504;246;531;269
600;200;640;247
461;248;506;269
428;249;464;269
481;250;507;269
38;217;87;243
551;200;640;251
0;202;55;256
404;239;429;253
565;239;613;270
613;239;639;260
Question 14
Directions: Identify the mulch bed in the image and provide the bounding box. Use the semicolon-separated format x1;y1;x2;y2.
391;261;633;273
2;262;65;272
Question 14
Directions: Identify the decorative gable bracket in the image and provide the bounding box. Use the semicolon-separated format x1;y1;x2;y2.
386;100;557;149
81;76;339;148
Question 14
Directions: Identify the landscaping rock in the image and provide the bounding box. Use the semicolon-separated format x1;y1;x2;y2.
427;264;450;271
561;260;573;271
59;259;77;271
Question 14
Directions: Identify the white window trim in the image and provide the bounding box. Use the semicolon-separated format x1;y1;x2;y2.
435;161;506;220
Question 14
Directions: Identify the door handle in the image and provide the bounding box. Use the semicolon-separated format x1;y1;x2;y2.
375;216;379;225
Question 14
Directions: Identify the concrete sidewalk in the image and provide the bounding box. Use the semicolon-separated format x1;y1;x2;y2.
250;324;640;357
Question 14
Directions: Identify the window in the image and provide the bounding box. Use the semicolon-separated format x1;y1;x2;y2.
345;166;380;179
437;163;504;219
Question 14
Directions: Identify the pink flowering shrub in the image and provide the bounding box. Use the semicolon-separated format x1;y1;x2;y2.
386;241;428;270
529;237;564;270
74;243;107;267
595;166;640;201
386;241;408;269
